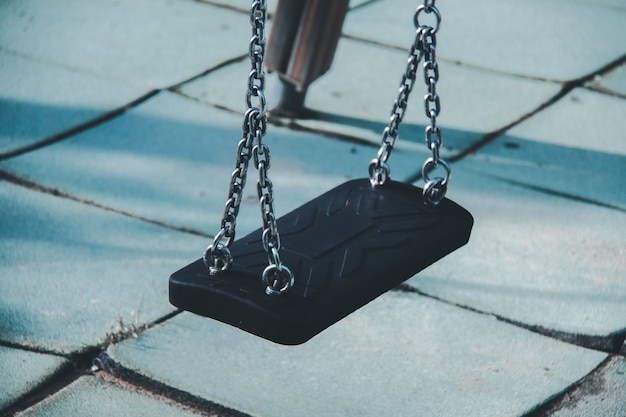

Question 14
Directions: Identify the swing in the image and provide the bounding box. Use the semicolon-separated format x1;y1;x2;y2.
169;0;473;345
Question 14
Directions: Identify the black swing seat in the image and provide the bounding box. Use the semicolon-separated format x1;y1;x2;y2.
169;179;473;345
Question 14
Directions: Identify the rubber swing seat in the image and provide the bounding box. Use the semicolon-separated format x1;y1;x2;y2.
169;179;473;345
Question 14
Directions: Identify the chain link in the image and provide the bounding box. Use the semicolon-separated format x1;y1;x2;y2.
368;25;425;186
204;0;293;295
369;0;450;206
419;6;450;206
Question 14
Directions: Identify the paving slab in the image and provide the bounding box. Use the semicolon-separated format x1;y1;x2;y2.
0;0;247;89
0;50;143;156
0;346;67;410
343;0;626;82
107;292;607;417
462;88;626;210
1;91;429;238
16;375;202;417
179;37;561;158
0;0;248;155
542;355;626;417
407;164;626;341
0;180;206;353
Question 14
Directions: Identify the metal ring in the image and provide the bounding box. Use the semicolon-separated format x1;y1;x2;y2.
422;157;451;185
262;264;294;296
414;5;441;33
368;159;390;186
203;242;233;275
423;178;447;206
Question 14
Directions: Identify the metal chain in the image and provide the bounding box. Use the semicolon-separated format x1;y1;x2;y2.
204;0;294;296
369;0;451;206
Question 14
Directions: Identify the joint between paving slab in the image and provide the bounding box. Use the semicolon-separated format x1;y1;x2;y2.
0;90;160;162
573;53;626;88
0;340;67;360
402;52;626;184
521;355;621;417
340;33;567;85
168;54;248;92
400;85;571;183
98;310;183;348
348;0;382;12
193;0;249;15
0;51;248;163
485;175;626;214
95;310;184;364
0;310;184;416
393;284;626;354
170;84;382;150
94;352;253;417
273;115;382;149
0;346;101;417
0;169;210;238
0;311;183;362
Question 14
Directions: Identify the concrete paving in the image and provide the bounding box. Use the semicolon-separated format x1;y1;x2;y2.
180;38;562;159
0;347;67;410
406;165;626;342
343;0;626;81
1;0;625;416
16;376;205;417
458;88;626;210
0;0;248;156
538;355;626;417
0;180;205;353
1;91;428;237
105;294;606;417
